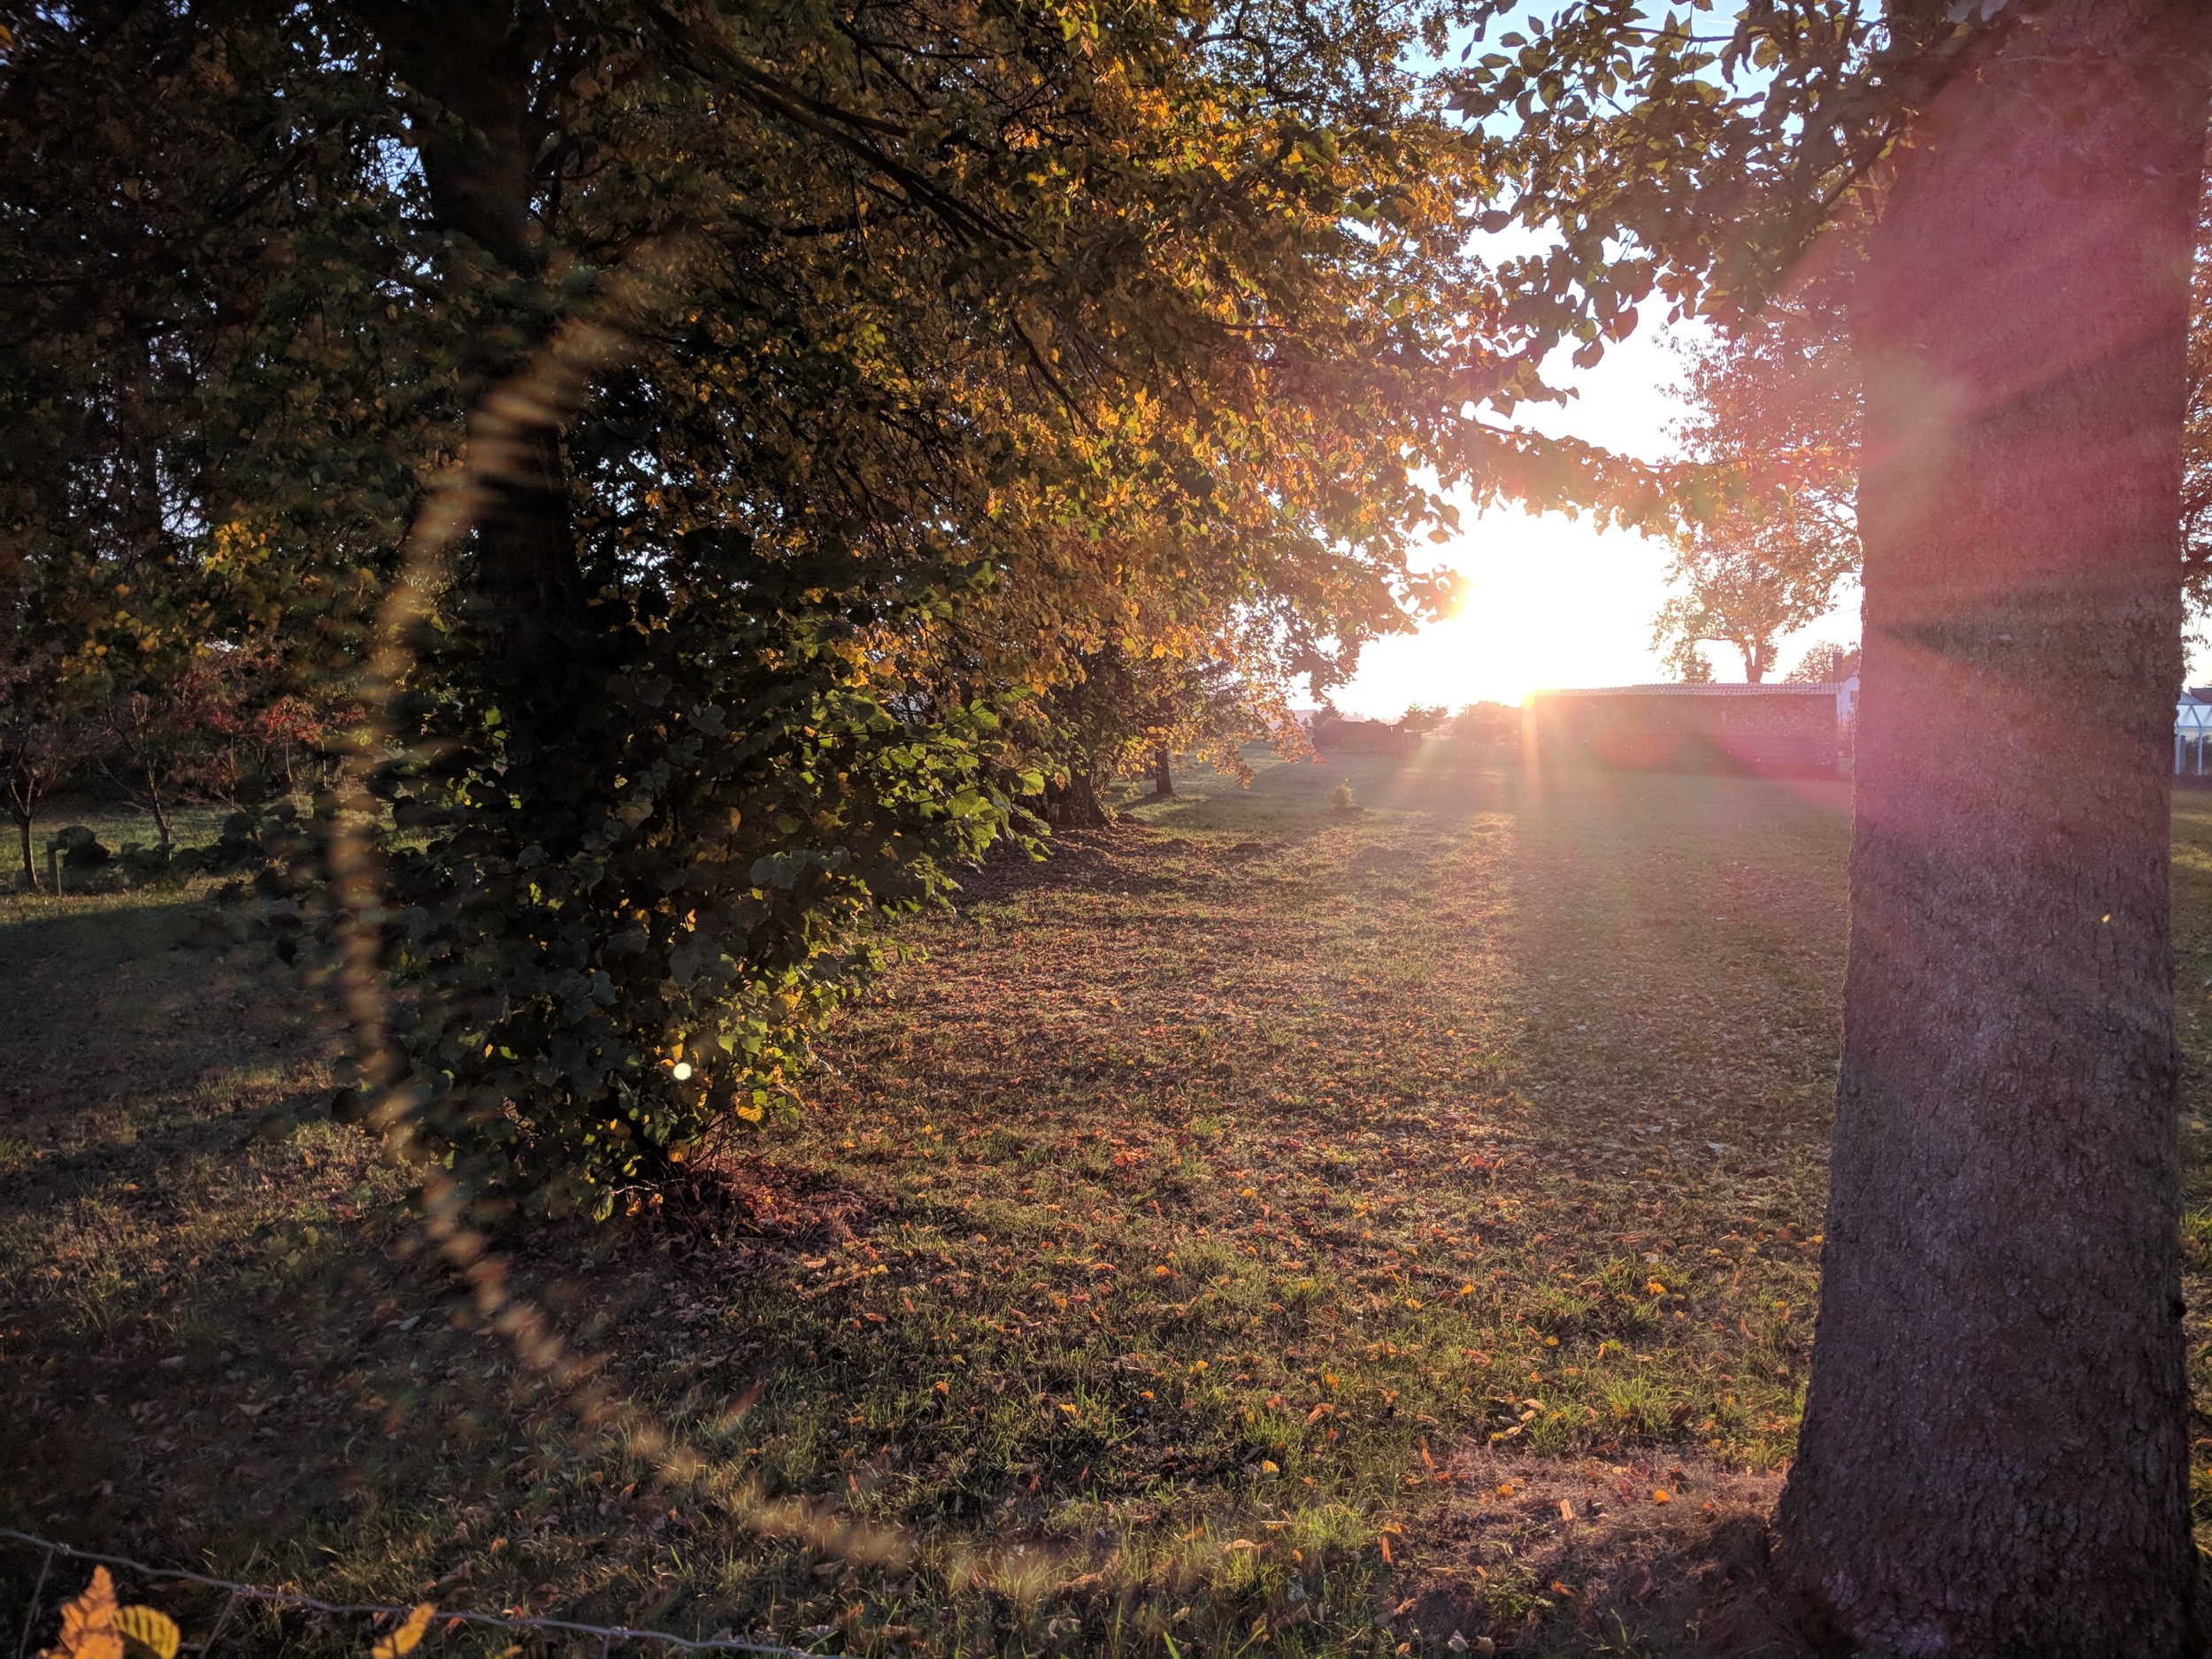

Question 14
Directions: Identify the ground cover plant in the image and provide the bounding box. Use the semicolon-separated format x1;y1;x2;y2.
8;755;2212;1656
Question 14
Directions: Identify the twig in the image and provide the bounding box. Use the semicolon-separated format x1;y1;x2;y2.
13;1545;51;1659
0;1532;850;1659
194;1589;240;1657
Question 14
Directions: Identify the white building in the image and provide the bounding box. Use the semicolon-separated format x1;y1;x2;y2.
2177;689;2212;776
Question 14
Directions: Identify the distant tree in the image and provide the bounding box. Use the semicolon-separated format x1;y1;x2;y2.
1443;701;1520;750
1654;287;1860;683
1652;534;1847;683
1786;641;1862;684
0;643;87;893
2187;185;2212;611
100;688;194;856
94;645;331;850
1395;703;1449;738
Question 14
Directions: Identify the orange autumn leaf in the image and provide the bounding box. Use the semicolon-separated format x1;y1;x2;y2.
41;1567;123;1659
370;1604;434;1659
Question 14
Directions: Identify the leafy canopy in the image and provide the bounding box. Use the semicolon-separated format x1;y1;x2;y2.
0;0;2002;1206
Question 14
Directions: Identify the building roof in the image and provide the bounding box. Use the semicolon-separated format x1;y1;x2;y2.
1528;682;1845;699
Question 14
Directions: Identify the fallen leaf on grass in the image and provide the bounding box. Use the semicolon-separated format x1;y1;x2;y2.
370;1605;434;1659
39;1568;182;1659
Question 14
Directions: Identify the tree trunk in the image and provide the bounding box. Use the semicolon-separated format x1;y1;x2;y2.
358;0;593;768
13;813;35;895
144;767;171;853
1773;4;2212;1650
1042;771;1111;828
1152;746;1174;797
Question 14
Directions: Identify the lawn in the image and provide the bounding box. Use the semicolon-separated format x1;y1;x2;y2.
5;755;2211;1656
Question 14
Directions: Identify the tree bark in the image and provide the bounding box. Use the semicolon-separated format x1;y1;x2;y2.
143;766;171;853
1774;4;2212;1651
13;813;35;895
1152;746;1174;797
354;0;593;765
1043;771;1111;827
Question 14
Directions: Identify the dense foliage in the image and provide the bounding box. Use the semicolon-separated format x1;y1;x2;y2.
0;0;1648;1210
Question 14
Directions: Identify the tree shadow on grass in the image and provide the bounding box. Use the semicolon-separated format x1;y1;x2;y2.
0;895;330;1216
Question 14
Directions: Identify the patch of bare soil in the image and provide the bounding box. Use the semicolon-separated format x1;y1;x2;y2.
1398;1447;1800;1657
657;1155;885;1243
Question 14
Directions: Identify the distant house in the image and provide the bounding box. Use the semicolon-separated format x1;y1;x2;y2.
2177;688;2212;777
1523;682;1846;777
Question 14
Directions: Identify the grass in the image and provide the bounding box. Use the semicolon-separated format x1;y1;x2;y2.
2;754;2206;1656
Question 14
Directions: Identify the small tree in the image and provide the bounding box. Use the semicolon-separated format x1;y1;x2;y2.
100;678;212;855
1786;641;1861;684
1444;701;1521;751
0;645;87;893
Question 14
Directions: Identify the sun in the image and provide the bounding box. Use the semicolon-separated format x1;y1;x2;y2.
1331;504;1678;715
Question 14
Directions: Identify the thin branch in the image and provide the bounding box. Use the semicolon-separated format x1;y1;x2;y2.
629;0;1025;249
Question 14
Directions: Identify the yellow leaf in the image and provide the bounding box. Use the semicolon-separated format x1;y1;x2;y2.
371;1604;434;1659
1651;1488;1671;1504
115;1607;180;1659
41;1566;124;1659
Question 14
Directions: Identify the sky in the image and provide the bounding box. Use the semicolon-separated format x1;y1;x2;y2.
1326;310;1863;720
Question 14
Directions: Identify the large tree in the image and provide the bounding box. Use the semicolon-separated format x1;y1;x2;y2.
1770;4;2211;1644
1455;0;2212;1645
2;0;1596;1208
